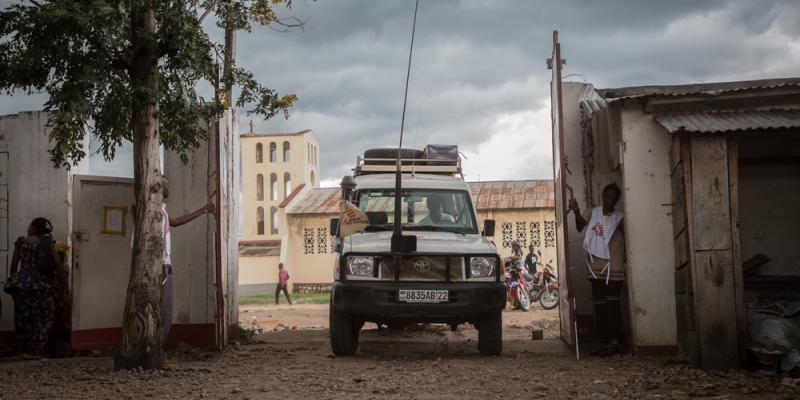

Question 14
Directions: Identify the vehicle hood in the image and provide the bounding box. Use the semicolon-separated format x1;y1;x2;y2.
342;231;497;255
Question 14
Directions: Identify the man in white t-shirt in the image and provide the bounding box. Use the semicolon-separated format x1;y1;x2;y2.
569;183;625;356
160;177;215;345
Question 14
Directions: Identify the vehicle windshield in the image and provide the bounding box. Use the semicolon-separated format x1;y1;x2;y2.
355;189;477;234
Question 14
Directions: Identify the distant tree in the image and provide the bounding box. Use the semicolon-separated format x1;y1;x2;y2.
0;0;299;369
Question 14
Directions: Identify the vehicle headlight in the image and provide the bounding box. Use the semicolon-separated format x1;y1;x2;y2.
347;256;375;276
470;257;496;278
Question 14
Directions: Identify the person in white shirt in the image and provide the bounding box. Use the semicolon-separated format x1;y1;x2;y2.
419;194;455;225
569;183;625;356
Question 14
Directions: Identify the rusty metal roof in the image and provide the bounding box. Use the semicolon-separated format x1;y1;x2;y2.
598;77;800;100
286;187;340;214
286;180;555;214
469;180;555;210
655;109;800;134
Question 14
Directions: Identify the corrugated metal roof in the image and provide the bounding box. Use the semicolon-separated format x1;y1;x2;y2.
469;180;555;210
598;77;800;100
286;187;340;214
286;180;555;214
655;109;800;134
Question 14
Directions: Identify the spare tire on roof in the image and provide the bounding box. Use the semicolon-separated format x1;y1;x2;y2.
363;148;423;165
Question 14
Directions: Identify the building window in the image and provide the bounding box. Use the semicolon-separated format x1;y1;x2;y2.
256;207;264;235
530;221;541;248
256;173;264;201
269;142;277;163
310;171;315;186
284;172;292;199
544;220;555;248
330;235;336;253
317;228;327;253
270;173;278;200
501;222;513;249
270;206;279;235
515;221;527;247
255;143;263;163
304;228;314;254
283;141;291;162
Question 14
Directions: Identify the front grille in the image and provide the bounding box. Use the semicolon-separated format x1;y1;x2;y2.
377;256;465;282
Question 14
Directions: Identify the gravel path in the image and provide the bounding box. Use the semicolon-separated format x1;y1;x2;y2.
0;306;796;399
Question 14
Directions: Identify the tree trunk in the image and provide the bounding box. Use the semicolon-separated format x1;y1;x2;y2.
114;3;164;370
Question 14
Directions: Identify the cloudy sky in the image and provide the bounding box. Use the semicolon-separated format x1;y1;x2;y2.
1;0;799;185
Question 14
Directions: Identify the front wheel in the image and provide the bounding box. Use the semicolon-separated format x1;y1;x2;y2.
539;288;559;310
477;313;502;356
517;287;531;311
329;303;360;356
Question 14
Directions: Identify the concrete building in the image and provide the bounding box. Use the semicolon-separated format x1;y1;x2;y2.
0;110;240;350
551;35;800;369
240;180;559;294
238;127;319;295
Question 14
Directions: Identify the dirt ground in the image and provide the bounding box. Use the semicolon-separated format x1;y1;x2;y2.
0;304;797;400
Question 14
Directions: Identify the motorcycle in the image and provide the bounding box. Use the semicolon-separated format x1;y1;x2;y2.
503;257;531;311
527;258;559;310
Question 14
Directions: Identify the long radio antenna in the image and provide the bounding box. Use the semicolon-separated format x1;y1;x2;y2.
392;0;420;253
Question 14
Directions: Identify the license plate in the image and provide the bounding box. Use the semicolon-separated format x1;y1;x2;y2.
398;289;449;303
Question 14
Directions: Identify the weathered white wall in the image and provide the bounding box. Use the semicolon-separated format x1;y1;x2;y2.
561;83;594;317
166;110;241;333
738;136;800;276
165;137;215;326
620;102;677;347
0;111;88;332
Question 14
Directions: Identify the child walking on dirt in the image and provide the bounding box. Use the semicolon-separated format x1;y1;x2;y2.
276;263;292;305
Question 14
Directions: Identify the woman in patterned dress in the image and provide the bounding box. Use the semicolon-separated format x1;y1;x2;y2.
8;217;64;358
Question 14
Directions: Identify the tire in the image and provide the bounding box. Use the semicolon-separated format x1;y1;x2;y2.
329;303;360;356
518;287;531;311
477;312;502;356
539;288;559;310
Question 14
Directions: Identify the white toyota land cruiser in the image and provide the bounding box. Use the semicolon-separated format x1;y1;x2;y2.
329;145;505;356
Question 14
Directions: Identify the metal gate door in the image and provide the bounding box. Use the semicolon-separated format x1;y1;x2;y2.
70;175;134;349
549;32;575;347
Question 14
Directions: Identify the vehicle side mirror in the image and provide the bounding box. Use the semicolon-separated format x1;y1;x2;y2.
330;218;339;236
483;219;496;237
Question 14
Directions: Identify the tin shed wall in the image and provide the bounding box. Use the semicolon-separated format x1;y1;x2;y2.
620;102;678;350
0;111;88;333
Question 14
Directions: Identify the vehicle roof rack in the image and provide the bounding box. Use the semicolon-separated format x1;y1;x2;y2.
353;145;462;177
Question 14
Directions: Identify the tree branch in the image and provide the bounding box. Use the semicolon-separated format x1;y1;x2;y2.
199;0;220;24
267;16;307;33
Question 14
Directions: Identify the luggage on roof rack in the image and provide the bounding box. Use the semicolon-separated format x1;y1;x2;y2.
354;145;461;176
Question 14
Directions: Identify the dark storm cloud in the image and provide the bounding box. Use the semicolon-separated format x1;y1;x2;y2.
0;0;798;182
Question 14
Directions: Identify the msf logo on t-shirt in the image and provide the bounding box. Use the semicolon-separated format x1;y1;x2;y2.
592;222;605;238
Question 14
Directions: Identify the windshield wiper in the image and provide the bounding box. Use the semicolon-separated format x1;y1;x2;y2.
404;224;466;235
365;224;393;232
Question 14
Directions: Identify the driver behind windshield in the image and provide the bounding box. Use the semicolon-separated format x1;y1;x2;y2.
418;194;455;225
